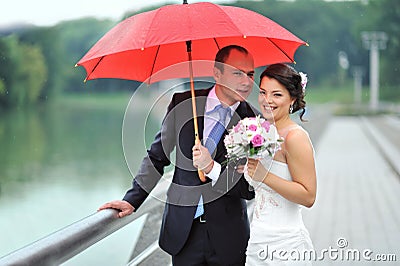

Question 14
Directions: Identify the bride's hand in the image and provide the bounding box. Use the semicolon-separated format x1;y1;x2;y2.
247;158;268;183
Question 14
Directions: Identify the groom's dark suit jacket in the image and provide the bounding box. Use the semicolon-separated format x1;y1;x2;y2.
123;87;256;264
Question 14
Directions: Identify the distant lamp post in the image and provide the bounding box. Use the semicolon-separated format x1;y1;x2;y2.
361;31;388;111
352;66;363;105
338;51;349;69
338;51;349;86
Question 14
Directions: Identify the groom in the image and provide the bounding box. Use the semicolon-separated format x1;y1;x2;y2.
99;45;257;265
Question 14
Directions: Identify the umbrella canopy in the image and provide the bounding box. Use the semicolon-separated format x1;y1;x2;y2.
76;1;307;83
76;1;307;182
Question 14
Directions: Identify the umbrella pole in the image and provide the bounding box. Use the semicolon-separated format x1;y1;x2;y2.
186;41;206;182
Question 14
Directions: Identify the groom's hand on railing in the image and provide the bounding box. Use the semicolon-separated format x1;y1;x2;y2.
98;200;135;218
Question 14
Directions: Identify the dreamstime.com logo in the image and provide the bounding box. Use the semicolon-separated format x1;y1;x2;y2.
257;238;397;263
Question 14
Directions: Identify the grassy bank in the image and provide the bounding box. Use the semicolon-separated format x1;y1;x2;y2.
53;84;398;116
304;84;400;116
54;91;133;112
56;84;359;109
305;84;368;104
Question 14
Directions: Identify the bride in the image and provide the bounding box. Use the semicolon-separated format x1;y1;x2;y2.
243;63;317;265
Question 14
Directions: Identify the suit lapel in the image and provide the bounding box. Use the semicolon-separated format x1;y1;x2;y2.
195;88;211;142
227;101;247;130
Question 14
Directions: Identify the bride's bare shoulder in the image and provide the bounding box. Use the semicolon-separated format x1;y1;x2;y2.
284;126;313;152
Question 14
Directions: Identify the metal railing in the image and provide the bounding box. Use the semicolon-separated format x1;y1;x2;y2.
127;241;160;266
0;174;172;265
0;209;140;266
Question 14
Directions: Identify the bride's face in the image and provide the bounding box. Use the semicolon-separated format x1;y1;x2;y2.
258;76;294;123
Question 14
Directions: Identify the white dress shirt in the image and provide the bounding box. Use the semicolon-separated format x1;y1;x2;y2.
203;86;239;184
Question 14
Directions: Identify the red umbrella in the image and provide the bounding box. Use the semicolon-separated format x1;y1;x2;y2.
76;1;307;181
77;2;306;82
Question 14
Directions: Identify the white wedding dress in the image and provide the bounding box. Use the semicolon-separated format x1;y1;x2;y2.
244;148;314;265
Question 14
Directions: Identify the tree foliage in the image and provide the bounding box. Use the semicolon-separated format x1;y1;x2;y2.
0;0;399;109
0;35;47;108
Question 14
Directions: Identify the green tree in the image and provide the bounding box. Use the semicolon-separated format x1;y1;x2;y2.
19;44;48;104
0;35;22;107
20;27;64;100
55;18;135;92
0;79;6;106
0;35;47;108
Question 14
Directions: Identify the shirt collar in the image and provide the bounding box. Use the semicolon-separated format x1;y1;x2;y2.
205;86;240;116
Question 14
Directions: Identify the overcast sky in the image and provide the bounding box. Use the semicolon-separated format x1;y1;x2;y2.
1;0;239;27
1;0;360;27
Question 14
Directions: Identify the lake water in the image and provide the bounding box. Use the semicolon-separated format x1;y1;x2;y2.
0;79;317;264
0;93;162;265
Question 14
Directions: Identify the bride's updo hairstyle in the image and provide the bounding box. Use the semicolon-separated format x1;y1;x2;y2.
260;63;307;121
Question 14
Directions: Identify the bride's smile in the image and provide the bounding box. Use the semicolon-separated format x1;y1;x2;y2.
258;77;294;127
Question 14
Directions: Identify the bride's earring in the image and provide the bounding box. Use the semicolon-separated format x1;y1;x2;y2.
289;104;293;114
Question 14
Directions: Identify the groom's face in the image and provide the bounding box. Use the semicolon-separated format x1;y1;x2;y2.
214;49;255;106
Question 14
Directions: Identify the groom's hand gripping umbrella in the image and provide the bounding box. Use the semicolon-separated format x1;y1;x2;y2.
76;1;307;182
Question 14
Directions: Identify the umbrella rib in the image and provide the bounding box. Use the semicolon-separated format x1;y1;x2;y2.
265;38;294;62
213;38;221;50
148;45;161;84
86;56;105;81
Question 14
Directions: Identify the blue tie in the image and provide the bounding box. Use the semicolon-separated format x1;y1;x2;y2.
205;105;230;154
194;105;230;219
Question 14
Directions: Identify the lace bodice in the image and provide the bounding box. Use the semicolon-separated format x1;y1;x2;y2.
245;158;305;228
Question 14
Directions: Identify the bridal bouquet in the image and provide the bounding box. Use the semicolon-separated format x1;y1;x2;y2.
223;116;283;163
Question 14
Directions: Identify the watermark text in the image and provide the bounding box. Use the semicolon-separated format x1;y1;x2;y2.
257;238;397;262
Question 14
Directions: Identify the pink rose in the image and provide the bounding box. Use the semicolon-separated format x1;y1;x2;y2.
251;134;264;147
261;120;270;131
248;124;257;131
234;123;241;133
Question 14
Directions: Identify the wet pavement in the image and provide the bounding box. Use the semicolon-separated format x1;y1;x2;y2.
303;114;400;265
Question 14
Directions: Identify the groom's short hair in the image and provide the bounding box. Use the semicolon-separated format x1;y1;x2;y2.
214;45;249;73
